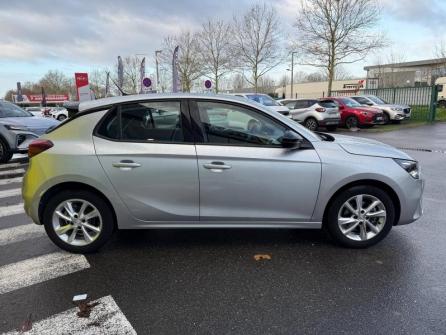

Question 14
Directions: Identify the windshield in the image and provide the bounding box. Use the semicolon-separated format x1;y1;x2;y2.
368;96;387;104
246;94;280;107
0;101;33;117
340;98;362;107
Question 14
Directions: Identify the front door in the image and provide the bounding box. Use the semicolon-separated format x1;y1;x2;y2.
192;100;321;224
94;100;199;223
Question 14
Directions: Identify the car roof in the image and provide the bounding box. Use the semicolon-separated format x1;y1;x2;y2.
78;93;252;112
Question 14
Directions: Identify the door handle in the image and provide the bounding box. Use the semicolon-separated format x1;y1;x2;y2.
112;160;141;169
203;161;232;171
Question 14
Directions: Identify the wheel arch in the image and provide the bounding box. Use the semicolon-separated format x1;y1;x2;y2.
322;179;401;226
38;181;118;229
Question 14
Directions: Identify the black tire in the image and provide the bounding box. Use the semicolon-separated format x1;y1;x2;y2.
0;139;12;164
43;189;115;253
57;114;67;121
304;117;319;131
382;112;390;124
345;116;359;129
325;125;337;132
324;185;395;248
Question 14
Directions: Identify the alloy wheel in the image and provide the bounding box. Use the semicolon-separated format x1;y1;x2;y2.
305;118;318;131
52;199;103;246
337;194;387;241
345;117;358;129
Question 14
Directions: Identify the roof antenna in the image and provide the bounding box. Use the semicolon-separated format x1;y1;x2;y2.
107;72;128;96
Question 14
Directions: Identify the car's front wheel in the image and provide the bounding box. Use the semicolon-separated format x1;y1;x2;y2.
57;114;67;121
43;190;115;253
324;185;395;248
345;116;359;129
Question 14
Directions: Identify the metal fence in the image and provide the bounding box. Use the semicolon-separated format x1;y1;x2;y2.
331;86;438;121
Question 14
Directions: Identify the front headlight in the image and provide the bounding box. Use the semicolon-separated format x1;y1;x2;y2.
394;159;419;179
391;107;403;111
4;124;29;131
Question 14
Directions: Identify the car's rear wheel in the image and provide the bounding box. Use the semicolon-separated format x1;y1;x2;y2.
57;114;67;121
304;117;319;131
345;116;359;129
324;185;395;248
0;139;13;164
382;112;390;124
43;190;115;253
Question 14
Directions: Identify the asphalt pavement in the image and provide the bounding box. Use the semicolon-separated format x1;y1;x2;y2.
0;123;445;334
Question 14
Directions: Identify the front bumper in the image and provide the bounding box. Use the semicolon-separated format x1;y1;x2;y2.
397;176;424;225
8;130;39;153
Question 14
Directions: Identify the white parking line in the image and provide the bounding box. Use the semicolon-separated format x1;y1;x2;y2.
3;295;136;335
0;224;45;246
0;162;26;170
0;168;25;176
0;203;24;218
0;177;23;186
0;188;21;199
0;251;90;294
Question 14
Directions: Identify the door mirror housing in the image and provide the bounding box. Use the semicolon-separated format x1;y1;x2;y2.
281;130;303;149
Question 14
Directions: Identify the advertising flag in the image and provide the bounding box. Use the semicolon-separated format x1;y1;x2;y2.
41;87;47;106
105;72;110;97
117;56;124;94
16;82;23;102
140;57;146;94
172;46;180;93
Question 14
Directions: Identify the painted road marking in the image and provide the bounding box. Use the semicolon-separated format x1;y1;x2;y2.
0;204;24;218
0;224;45;246
0;177;23;186
0;162;27;170
0;251;90;294
3;295;137;335
0;168;25;176
0;188;21;199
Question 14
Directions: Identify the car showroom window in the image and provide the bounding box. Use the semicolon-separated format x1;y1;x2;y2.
197;101;287;146
120;101;183;142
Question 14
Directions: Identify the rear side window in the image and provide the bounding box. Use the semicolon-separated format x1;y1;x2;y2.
96;101;185;142
319;100;338;108
294;100;308;109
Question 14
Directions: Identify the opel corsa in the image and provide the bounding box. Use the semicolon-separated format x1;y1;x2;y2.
22;94;424;253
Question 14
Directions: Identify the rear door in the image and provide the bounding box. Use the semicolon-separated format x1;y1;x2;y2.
290;100;310;121
93;99;199;223
191;99;321;224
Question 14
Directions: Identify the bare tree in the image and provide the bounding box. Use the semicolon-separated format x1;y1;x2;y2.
89;69;109;98
257;75;276;94
230;73;245;91
295;0;385;95
163;31;203;92
198;19;234;93
233;4;283;92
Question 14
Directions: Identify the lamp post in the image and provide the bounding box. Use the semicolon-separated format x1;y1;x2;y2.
290;51;298;99
155;50;162;91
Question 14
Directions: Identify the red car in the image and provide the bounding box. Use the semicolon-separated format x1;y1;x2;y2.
324;97;384;129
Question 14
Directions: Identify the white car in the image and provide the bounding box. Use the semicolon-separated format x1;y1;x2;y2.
278;98;341;131
25;107;44;117
351;95;411;123
50;107;68;121
232;93;290;115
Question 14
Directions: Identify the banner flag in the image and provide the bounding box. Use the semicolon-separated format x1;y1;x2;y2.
140;57;146;94
16;82;23;102
75;73;92;102
105;72;110;97
117;56;124;95
41;87;47;106
172;46;180;93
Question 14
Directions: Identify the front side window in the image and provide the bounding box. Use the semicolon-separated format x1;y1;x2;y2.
352;97;371;105
294;100;308;109
97;101;184;142
368;96;387;104
0;101;32;117
197;101;287;146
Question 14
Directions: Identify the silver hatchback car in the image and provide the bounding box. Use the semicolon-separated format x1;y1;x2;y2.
22;94;424;253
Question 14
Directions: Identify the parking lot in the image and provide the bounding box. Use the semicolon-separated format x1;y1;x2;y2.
0;123;445;334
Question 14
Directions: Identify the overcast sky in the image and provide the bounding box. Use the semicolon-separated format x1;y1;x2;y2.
0;0;445;96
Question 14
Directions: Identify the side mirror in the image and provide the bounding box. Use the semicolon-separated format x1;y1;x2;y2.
366;102;373;106
281;130;303;149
